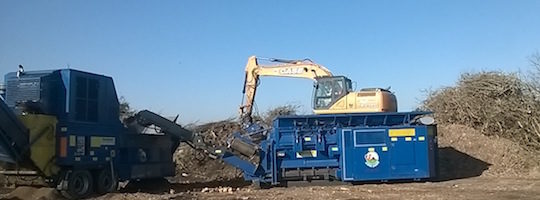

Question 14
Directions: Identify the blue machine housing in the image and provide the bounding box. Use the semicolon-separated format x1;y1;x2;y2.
2;69;177;180
223;112;438;185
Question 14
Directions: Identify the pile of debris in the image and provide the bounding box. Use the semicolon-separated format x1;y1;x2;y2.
173;119;242;182
437;124;540;179
173;105;300;183
422;71;540;151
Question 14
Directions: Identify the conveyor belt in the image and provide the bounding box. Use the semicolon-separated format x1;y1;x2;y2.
130;110;194;142
0;98;29;163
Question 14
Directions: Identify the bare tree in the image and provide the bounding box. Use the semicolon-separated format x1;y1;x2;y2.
119;96;136;120
528;52;540;82
527;51;540;99
530;51;540;69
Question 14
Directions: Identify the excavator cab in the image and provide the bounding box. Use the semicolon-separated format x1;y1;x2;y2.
313;76;352;109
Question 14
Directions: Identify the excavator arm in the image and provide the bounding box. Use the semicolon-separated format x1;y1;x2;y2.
240;56;333;125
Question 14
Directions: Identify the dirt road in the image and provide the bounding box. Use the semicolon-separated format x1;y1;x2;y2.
85;177;540;200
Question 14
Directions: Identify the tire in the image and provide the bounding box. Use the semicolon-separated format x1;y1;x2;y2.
63;170;94;199
95;169;118;194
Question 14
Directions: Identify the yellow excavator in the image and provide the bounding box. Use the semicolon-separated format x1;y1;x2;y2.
240;56;397;124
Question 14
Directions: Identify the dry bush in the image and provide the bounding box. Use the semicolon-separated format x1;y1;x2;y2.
527;52;540;99
119;96;136;120
255;104;300;126
422;71;540;151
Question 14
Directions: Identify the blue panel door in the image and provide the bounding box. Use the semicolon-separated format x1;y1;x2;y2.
341;129;390;181
389;136;417;176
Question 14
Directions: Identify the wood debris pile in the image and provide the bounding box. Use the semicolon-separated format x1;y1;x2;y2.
422;71;540;151
174;105;299;182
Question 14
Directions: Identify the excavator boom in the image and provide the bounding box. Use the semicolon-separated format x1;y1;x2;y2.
240;56;333;124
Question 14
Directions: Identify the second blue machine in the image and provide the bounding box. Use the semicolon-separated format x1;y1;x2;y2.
220;112;438;186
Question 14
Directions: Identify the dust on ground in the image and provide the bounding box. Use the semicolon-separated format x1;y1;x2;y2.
186;177;540;200
1;186;59;200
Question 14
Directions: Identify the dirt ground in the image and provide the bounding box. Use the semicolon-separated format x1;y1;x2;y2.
184;177;540;200
202;177;540;200
3;177;538;200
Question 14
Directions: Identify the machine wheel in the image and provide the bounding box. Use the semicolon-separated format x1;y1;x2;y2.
62;170;94;199
95;169;118;194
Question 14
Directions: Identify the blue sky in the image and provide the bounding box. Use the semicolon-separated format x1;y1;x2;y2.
1;1;539;123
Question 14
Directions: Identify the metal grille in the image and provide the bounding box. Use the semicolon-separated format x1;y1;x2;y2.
5;77;41;107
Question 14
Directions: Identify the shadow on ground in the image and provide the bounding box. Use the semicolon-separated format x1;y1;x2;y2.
120;178;250;194
435;147;491;182
119;147;490;193
172;178;250;192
